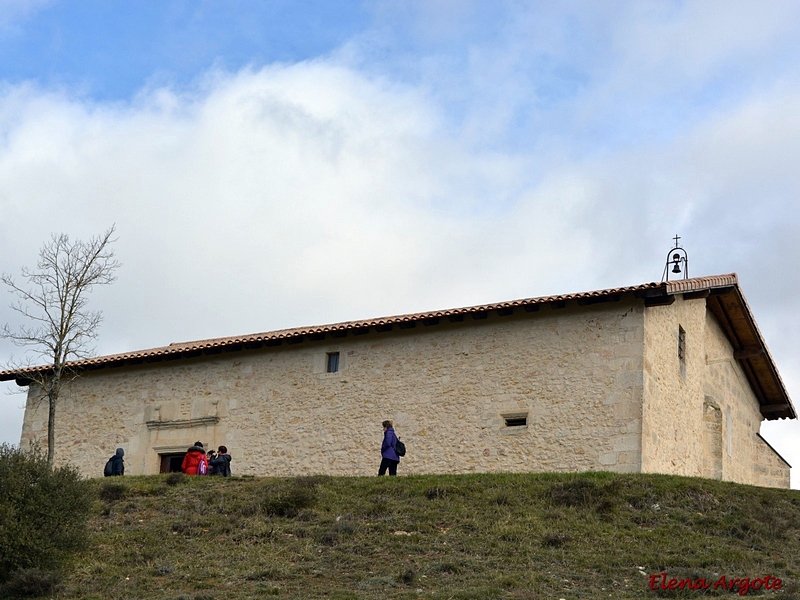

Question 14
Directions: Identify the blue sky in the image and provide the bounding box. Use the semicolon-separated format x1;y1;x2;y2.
8;2;799;154
2;1;800;483
0;1;370;98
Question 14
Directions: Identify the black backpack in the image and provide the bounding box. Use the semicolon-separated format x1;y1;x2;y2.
103;457;114;477
394;439;406;457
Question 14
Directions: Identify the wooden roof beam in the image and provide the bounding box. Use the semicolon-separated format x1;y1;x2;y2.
734;346;764;360
761;404;790;413
643;295;676;307
683;289;710;300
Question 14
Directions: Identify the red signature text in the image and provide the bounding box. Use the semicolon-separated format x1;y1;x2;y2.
649;572;783;596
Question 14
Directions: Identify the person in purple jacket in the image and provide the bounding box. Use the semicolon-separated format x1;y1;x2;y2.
378;420;400;476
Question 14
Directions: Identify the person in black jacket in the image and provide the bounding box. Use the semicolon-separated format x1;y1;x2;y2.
208;445;232;477
206;449;217;474
104;448;124;476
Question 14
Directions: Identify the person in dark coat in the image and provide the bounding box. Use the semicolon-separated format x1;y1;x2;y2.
209;445;232;477
105;447;125;476
181;441;208;475
378;420;400;476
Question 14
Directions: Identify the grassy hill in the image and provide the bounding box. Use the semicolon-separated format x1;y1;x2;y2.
53;472;800;599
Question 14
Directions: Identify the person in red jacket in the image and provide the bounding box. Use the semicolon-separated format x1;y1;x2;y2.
181;441;208;475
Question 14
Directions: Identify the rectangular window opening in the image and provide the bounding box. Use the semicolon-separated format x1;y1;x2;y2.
159;453;186;474
326;352;340;373
678;325;687;379
504;415;528;427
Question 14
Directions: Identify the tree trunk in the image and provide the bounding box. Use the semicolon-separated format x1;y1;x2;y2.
46;371;60;467
47;391;56;466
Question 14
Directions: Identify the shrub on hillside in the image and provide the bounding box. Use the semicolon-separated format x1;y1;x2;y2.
165;472;185;486
0;444;92;584
1;567;62;598
548;477;621;513
259;477;319;517
98;480;128;502
548;477;599;507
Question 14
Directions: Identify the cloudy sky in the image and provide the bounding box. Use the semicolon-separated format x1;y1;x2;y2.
1;1;799;484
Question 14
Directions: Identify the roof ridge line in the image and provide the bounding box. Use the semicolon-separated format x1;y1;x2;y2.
0;273;744;379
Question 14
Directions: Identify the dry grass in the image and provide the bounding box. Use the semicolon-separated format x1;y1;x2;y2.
46;472;800;599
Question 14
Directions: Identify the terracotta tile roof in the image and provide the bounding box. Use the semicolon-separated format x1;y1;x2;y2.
0;273;794;420
664;274;738;293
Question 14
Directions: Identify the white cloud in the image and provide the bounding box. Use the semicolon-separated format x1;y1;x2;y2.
615;1;800;76
0;63;591;355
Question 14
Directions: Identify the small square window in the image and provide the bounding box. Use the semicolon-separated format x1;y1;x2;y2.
326;352;340;373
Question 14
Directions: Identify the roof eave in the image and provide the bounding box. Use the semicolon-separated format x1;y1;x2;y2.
1;274;794;423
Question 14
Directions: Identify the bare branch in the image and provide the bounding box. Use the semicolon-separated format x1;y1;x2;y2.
1;225;120;464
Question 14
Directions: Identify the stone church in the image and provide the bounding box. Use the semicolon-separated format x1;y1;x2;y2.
1;273;794;487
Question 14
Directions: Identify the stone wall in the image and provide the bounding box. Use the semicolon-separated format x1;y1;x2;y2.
20;291;787;488
20;300;646;479
753;434;791;489
641;295;708;477
702;311;790;488
640;296;789;488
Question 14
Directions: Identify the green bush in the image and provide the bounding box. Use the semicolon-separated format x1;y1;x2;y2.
1;567;62;598
259;477;319;517
0;444;92;583
547;477;599;507
98;480;128;502
547;476;621;512
165;472;185;486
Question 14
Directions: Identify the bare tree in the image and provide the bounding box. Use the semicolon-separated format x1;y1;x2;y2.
1;226;120;465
